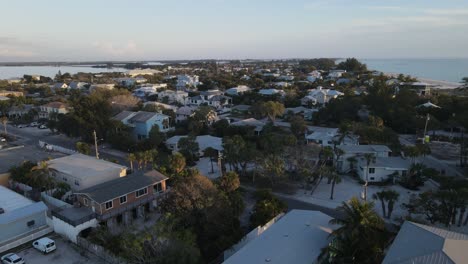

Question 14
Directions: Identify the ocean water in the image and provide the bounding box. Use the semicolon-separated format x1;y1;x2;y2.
360;58;468;83
0;65;126;79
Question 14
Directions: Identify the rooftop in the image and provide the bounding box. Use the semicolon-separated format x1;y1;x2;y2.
47;153;127;180
359;156;411;169
338;144;392;153
223;210;334;264
383;221;468;264
76;170;167;203
0;186;33;213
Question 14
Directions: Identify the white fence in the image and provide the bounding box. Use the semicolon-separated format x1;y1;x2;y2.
39;140;76;155
223;213;285;260
41;192;72;209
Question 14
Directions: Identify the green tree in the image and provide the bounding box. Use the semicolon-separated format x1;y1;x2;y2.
290;115;307;139
363;153;376;201
30;161;58;192
326;167;341;200
169;152;186;175
250;189;287;228
337;58;367;72
178;136;199;164
75;142;91;155
148;125;165;147
204;147;218;174
217;171;240;193
260;101;285;123
127;153;136;171
372;190;400;219
323;197;389;264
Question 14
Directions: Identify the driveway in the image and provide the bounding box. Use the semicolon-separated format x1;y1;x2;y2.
14;236;102;264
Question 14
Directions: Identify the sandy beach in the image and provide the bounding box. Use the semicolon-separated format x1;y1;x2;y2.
385;72;463;89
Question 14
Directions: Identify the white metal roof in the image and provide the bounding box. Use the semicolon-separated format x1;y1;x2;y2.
0;185;33;213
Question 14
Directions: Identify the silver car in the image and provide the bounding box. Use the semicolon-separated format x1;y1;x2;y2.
1;253;25;264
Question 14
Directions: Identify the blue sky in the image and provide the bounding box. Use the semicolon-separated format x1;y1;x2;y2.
1;0;468;61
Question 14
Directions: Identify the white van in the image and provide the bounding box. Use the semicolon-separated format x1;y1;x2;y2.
32;237;56;254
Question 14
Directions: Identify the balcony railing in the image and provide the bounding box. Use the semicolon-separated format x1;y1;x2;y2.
97;192;164;221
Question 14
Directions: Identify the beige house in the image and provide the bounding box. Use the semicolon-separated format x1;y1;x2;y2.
38;102;69;119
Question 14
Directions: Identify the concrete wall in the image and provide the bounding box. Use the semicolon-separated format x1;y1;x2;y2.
357;166;405;182
52;216;98;244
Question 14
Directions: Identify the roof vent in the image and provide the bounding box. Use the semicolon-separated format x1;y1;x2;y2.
265;258;271;262
0;208;4;214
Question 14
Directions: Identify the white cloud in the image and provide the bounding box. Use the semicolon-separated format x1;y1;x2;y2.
91;41;140;57
423;8;468;16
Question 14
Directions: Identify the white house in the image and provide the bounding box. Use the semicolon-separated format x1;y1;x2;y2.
126;68;163;77
328;70;346;79
301;87;343;105
68;81;88;89
157;90;189;104
258;88;285;96
176;75;201;90
356;156;411;183
273;82;292;88
225;85;251;96
336;145;392;173
38;102;69;119
175;106;197;123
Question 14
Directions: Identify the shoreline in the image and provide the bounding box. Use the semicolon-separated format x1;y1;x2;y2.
384;72;462;89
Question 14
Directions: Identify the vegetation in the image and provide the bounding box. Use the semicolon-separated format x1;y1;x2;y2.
250;189;287;228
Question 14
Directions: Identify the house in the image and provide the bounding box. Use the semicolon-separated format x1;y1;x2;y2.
7;104;35;119
223;210;335;264
113;111;173;140
356;156;411;183
258;88;284;96
143;101;178;112
166;135;223;155
231;105;251;114
89;83;115;91
336;145;392;173
75;170;168;223
175;106;197;123
47;154;127;191
68;81;88;90
306;128;339;147
231;118;266;134
328;70;346;79
301;87;343;105
189;91;232;108
53;83;68;89
383;221;468;264
176;75;201;90
278;75;294;81
114;77;138;87
273;82;291;88
397;82;434;96
225;85;251;96
0;186;50;253
38;102;69;119
157;90;188;104
336;78;351;85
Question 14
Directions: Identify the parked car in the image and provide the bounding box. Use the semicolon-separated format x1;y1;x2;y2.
1;253;25;264
0;137;5;142
16;124;26;128
38;124;48;129
32;237;56;254
30;122;38;127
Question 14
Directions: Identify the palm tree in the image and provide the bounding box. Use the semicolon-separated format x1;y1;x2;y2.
1;116;7;136
30;161;58;193
363;153;376;201
386;190;400;219
372;191;387;218
204;147;218;174
326;197;388;263
127;153;136;171
327;168;342;200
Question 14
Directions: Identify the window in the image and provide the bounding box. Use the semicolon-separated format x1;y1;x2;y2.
369;168;375;174
135;188;148;198
154;182;163;193
370;177;375;180
74;180;80;186
105;201;113;210
27;220;35;227
83;198;88;206
120;195;127;204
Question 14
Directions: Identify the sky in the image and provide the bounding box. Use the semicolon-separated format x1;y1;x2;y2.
1;0;468;61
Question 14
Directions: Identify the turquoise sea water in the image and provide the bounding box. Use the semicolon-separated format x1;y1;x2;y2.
0;65;125;79
360;58;468;83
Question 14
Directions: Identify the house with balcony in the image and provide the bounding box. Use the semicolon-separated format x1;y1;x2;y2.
335;145;392;173
74;170;168;224
356;156;411;183
157;90;189;104
38;101;69;119
113;110;173;140
301;87;343;106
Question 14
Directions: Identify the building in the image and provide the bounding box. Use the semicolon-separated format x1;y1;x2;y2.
38;101;69;119
68;81;88;89
225;85;251;95
47;154;127;191
301;87;344;105
356;156;411;183
189;91;232;108
223;210;334;264
113;111;173;140
0;186;50;253
89;83;115;91
176;75;201;90
397;82;434;96
328;70;346;79
383;221;468;264
75;170;168;223
231;118;266;134
336;145;392;173
53;83;68;89
175;106;197;123
258;88;284;96
166;135;223;155
305;127;339;147
157;90;189;104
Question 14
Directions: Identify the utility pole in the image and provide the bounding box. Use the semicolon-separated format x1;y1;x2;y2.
423;113;430;144
93;130;99;159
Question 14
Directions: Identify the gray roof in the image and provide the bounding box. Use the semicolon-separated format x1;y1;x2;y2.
128;111;160;123
113;110;135;122
338;144;392;154
383;221;468;264
358;156;411;170
76;170;168;203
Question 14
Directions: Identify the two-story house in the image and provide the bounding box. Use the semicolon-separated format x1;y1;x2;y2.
113;111;173;140
75;170;168;223
335;145;392;173
38;102;69;119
